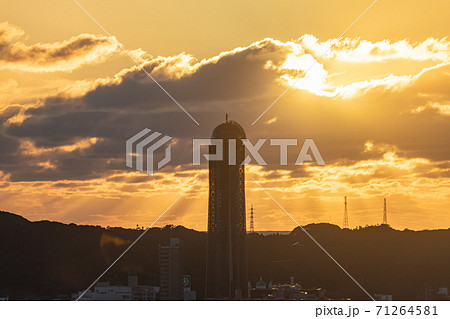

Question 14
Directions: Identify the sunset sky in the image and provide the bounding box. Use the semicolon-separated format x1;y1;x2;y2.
0;0;449;230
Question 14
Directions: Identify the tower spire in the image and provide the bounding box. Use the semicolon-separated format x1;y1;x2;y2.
343;196;349;229
225;113;229;123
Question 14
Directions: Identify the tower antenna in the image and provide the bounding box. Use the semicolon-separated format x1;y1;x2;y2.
343;196;349;229
382;198;388;225
250;205;255;233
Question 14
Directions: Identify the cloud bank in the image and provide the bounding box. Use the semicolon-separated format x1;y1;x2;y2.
0;32;449;229
0;22;119;72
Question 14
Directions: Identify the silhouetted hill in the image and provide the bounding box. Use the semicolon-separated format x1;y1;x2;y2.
248;223;450;300
0;211;449;300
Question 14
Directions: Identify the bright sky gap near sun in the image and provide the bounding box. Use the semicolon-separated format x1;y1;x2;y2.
0;0;449;230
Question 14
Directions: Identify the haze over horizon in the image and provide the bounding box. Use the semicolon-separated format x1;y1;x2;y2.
0;0;449;231
3;209;449;232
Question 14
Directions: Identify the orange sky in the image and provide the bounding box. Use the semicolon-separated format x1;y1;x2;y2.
0;0;449;230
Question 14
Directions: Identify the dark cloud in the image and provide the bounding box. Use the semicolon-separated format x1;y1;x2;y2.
0;38;449;182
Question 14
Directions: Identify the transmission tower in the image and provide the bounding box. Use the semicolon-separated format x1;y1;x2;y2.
343;196;349;229
249;205;255;233
382;198;388;225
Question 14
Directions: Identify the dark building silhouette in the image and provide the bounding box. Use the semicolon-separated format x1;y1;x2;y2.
159;238;182;300
206;117;248;300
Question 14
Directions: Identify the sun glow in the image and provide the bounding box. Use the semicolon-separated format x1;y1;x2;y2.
279;52;335;97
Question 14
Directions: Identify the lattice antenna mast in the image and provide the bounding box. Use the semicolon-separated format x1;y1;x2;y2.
249;205;255;233
343;196;349;229
383;198;388;225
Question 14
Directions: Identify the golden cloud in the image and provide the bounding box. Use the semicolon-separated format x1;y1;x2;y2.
0;22;119;72
19;137;101;156
300;35;450;63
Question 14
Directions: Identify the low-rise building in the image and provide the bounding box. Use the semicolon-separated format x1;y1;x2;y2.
375;294;393;301
72;273;159;301
250;276;328;300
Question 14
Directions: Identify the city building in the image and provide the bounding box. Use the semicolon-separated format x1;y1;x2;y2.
375;294;393;301
206;117;249;300
182;275;196;301
72;273;159;301
250;276;328;300
159;238;182;300
425;287;450;300
255;276;267;290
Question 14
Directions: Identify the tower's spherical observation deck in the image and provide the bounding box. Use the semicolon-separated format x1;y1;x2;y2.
211;120;246;139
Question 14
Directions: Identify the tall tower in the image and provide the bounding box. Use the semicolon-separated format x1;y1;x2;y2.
343;196;349;229
206;118;248;300
382;198;388;225
249;205;255;233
